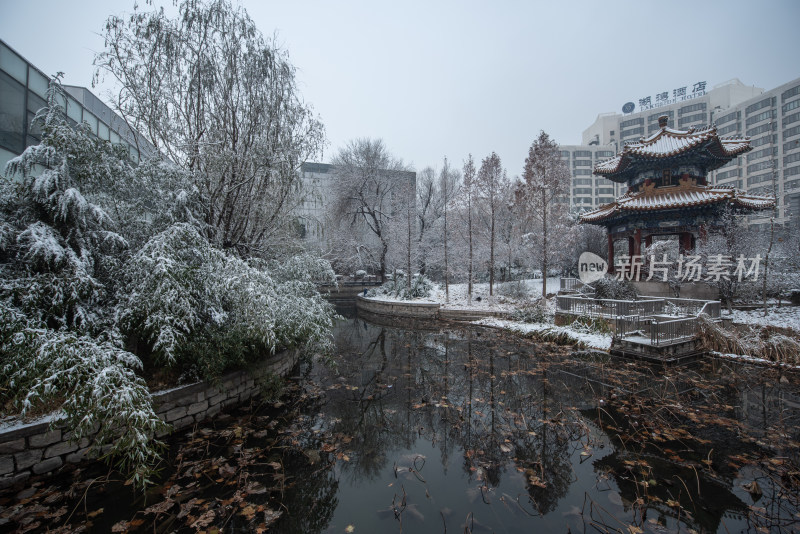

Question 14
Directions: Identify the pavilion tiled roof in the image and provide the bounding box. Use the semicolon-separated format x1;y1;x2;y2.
594;125;752;182
579;185;775;225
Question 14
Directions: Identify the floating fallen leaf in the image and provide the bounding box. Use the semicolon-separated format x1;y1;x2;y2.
742;480;763;498
345;525;355;533
87;508;104;518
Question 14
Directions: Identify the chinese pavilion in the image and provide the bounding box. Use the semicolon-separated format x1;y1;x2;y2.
579;115;775;271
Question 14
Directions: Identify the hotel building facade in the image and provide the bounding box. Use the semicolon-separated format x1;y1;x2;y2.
564;77;800;233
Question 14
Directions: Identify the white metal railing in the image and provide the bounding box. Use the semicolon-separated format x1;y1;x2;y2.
557;294;722;347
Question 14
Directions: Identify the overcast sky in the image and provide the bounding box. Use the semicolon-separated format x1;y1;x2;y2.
2;0;798;175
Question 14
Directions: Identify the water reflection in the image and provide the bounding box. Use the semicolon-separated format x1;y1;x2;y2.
271;310;799;533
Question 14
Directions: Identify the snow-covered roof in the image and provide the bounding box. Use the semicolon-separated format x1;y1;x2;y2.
579;184;775;225
594;124;752;183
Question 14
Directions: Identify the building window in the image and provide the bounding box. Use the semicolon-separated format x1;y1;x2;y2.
573;169;592;176
648;110;674;122
679;103;707;116
621;126;644;138
747;161;775;175
785;152;800;166
595;150;614;158
747;147;777;163
560;150;570;158
573;188;593;195
747;173;773;187
620;118;643;129
0;42;27;84
785;125;800;140
746;109;777;128
27;66;48;99
718;122;740;136
785;139;800;153
746;121;778;137
0;70;25;153
573;159;592;167
750;134;776;148
784;111;800;127
782;85;800;103
715;111;739;124
678;113;706;127
786;165;800;179
745;97;775;116
783;99;800;115
573;178;592;186
572;150;591;158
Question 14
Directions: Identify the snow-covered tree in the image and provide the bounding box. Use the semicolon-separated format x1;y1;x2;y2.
96;0;325;256
1;77;337;488
477;152;507;296
416;166;439;276
518;132;571;297
461;154;477;303
1;79;165;486
438;157;460;301
328;138;410;281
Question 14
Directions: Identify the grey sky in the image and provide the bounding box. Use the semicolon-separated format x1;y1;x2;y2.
2;0;798;175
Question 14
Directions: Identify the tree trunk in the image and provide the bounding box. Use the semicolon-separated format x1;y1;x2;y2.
444;200;449;302
489;204;495;296
541;190;548;298
468;196;473;305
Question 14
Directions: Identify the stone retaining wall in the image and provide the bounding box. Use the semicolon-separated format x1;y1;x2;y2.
356;296;440;319
0;349;299;490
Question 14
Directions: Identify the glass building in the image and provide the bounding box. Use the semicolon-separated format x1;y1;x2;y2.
0;38;155;174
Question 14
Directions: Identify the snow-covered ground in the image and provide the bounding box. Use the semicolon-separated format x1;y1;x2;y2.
722;305;800;333
367;277;561;310
476;317;613;351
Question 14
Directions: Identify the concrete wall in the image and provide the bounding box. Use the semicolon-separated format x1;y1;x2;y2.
0;349;298;489
633;280;719;300
356;296;440;319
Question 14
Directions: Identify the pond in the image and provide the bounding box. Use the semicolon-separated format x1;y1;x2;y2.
1;309;799;533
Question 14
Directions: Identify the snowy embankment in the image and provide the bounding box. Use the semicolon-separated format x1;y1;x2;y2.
366;278;612;350
475;317;613;351
722;305;800;333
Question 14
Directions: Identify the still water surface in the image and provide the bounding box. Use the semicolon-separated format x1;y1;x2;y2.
2;309;798;533
272;310;800;533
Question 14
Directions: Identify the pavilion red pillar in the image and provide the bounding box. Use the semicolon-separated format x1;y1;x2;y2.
679;232;693;254
633;229;642;257
698;224;707;246
628;236;634;257
608;234;615;274
644;234;653;250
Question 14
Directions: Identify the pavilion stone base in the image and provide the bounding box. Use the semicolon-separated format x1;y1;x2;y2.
610;337;704;365
631;281;719;300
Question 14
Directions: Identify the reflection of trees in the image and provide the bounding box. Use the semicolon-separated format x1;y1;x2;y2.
317;317;579;513
273;455;339;534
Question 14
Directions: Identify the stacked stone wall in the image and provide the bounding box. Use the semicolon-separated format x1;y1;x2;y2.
0;349;298;489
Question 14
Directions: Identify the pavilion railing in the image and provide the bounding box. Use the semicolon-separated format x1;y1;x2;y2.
650;316;698;346
615;315;645;339
558;294;722;347
557;295;663;319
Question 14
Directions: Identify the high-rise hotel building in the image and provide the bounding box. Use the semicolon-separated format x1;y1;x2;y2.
564;77;800;232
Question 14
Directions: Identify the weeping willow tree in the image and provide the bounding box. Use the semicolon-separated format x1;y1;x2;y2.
95;0;325;256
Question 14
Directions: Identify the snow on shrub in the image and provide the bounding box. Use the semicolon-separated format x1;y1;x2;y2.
0;304;167;487
119;223;336;378
370;273;434;300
